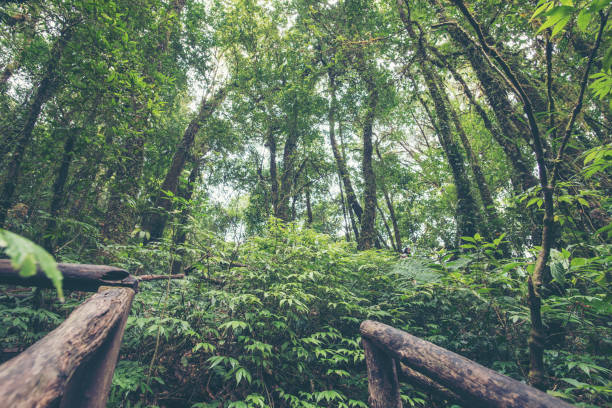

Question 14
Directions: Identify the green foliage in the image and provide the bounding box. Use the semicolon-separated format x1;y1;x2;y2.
0;229;63;301
109;222;408;407
2;0;612;407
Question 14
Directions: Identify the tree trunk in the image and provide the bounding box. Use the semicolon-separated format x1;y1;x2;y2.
305;185;313;226
357;66;379;250
431;50;539;191
328;72;364;222
171;159;203;275
398;1;480;242
275;99;299;221
336;174;352;241
0;25;74;226
143;87;226;241
443;88;501;236
438;18;538;191
44;128;77;252
267;127;280;217
377;203;397;251
375;146;402;251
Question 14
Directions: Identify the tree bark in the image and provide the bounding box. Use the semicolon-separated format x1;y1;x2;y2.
377;203;397;251
375;146;402;251
362;337;403;408
328;72;363;221
357;65;379;250
305;184;313;226
171;159;203;275
44;126;77;252
430;49;539;191
398;1;480;242
0;24;74;226
143;87;226;241
442;87;502;238
275;99;300;221
435;14;538;191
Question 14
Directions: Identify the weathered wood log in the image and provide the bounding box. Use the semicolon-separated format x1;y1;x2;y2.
0;259;138;292
360;320;575;408
60;286;134;408
0;287;135;408
398;362;470;407
138;273;185;281
362;337;402;408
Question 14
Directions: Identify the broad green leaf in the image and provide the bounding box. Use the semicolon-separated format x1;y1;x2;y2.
577;9;592;31
536;6;573;35
0;229;63;301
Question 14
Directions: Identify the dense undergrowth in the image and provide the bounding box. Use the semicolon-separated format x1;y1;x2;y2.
1;221;610;408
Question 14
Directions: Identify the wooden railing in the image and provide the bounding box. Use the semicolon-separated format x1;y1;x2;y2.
360;320;575;408
0;260;142;408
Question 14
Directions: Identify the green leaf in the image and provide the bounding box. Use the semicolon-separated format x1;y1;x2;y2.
577;9;592;31
531;1;554;20
0;229;63;301
577;197;589;207
536;6;573;35
551;15;571;37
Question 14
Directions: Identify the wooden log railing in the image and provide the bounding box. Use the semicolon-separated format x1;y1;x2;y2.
0;259;138;292
360;320;575;408
0;261;182;408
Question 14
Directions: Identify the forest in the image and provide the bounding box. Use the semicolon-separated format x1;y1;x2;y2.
0;0;611;407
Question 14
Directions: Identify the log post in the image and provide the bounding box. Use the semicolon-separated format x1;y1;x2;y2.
398;363;470;407
0;287;135;407
362;337;402;408
60;286;134;408
360;320;575;408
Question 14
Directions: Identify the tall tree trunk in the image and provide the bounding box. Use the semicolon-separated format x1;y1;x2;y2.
432;8;538;191
357;65;379;250
171;159;202;275
442;86;501;236
0;25;73;226
305;185;313;226
143;87;226;241
431;49;539;190
375;146;402;251
328;72;363;221
266;125;280;218
275;99;299;221
337;173;352;241
449;0;607;389
44;129;77;252
399;1;480;241
377;203;397;251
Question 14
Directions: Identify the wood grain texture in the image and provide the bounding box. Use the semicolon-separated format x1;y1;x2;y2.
60;286;134;408
398;362;469;406
0;287;135;408
0;259;138;292
360;320;575;408
362;337;402;408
